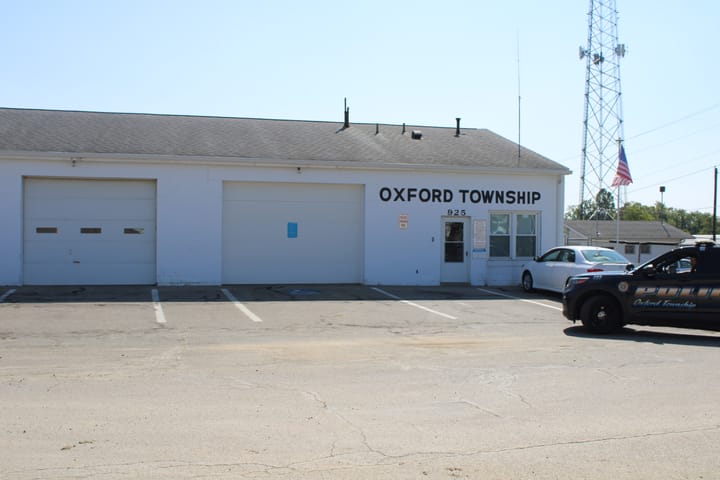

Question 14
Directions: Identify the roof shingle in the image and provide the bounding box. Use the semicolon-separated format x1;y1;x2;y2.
0;108;570;172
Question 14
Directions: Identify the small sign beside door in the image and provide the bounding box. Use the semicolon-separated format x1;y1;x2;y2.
399;214;409;229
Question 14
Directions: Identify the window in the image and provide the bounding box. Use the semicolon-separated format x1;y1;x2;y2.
489;214;510;257
515;214;537;258
36;227;58;234
80;227;102;234
624;245;635;254
444;222;465;263
640;244;651;254
124;228;144;235
490;213;539;258
539;249;562;262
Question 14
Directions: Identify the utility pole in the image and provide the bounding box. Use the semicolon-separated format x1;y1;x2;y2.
579;0;627;219
714;167;717;241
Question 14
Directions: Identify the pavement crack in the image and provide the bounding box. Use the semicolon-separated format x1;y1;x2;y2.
457;399;502;417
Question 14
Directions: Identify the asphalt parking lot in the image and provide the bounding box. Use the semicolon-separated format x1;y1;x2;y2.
1;284;720;479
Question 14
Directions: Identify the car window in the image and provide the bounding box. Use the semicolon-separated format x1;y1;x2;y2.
658;254;697;274
539;249;562;262
580;249;628;263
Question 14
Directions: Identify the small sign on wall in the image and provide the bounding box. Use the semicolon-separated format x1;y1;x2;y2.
472;219;487;257
287;222;298;238
399;214;408;229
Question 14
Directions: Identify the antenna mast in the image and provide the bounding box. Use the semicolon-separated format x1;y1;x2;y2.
579;0;626;219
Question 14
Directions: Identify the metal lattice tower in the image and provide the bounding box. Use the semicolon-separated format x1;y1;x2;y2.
579;0;626;217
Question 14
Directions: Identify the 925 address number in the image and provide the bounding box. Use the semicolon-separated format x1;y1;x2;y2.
447;209;466;216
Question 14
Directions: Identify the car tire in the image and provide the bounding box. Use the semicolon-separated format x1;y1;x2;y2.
521;271;534;292
580;295;622;334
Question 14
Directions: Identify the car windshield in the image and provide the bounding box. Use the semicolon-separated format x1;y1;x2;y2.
580;249;628;264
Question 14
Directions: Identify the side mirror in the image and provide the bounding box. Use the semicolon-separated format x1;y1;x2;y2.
626;264;634;271
533;256;539;262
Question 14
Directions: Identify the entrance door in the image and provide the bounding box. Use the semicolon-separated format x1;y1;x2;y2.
440;217;470;283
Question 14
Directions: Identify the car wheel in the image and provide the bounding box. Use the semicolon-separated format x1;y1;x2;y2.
521;271;534;292
580;295;622;334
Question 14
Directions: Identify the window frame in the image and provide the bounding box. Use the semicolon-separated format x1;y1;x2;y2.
489;211;540;259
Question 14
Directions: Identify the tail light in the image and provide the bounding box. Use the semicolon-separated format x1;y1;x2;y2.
586;268;604;272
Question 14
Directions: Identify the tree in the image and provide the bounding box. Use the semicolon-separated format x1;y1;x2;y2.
567;200;719;235
594;189;615;220
565;189;616;220
619;202;654;221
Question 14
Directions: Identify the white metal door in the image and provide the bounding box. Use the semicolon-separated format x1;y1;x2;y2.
440;217;470;283
222;182;363;284
23;178;156;285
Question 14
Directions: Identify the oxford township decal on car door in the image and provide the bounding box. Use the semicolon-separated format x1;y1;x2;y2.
632;285;720;311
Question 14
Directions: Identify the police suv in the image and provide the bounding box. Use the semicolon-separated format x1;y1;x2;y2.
563;241;720;334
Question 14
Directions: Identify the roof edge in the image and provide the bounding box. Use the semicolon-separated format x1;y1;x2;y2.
0;150;572;176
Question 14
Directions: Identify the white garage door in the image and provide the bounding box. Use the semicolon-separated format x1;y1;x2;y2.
23;178;156;285
223;182;363;284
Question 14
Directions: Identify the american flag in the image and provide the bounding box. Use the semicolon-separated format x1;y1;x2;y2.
611;145;633;186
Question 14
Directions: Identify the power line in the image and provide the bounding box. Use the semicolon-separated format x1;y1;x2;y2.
626;102;720;140
628;121;720;156
557;103;720;166
628;162;720;195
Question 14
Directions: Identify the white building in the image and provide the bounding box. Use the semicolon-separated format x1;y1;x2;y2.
564;220;693;265
0;108;570;286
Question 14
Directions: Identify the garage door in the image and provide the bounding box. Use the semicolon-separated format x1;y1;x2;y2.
223;182;363;284
23;178;156;285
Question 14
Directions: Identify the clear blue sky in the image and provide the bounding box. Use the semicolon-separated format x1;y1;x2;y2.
2;1;718;214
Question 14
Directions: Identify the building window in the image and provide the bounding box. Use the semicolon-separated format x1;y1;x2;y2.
124;228;144;235
80;227;102;234
490;213;538;258
489;214;510;257
624;244;635;254
640;244;651;254
515;214;537;257
36;227;58;234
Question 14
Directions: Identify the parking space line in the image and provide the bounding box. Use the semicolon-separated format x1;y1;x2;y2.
476;288;562;311
371;287;458;320
151;289;167;324
221;288;263;322
0;289;16;303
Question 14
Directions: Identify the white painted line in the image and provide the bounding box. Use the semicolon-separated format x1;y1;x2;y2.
222;288;263;323
151;289;167;324
476;288;563;311
371;287;458;320
0;289;16;303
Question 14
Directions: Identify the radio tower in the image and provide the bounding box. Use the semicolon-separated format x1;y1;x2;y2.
579;0;627;219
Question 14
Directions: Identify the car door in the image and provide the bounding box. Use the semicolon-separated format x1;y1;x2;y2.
533;248;563;291
552;249;579;292
629;251;705;325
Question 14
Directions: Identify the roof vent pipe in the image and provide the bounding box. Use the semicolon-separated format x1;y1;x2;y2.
455;117;461;137
343;98;350;129
402;123;406;134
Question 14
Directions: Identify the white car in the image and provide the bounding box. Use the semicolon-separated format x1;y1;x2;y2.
520;246;632;294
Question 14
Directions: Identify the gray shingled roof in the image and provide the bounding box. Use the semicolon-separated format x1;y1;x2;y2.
565;220;693;244
0;107;569;172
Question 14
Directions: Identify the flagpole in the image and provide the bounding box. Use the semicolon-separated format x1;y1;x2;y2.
616;185;620;248
612;141;632;250
615;140;621;249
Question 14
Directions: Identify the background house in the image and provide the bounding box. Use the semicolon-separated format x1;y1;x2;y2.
564;220;693;265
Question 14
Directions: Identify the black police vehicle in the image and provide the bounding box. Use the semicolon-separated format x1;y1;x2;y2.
563;241;720;334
